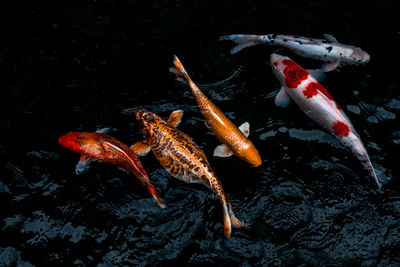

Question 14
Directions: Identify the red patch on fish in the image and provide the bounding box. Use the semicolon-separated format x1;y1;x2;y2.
58;132;84;153
303;82;320;98
282;60;308;88
332;121;350;138
273;62;278;67
336;105;342;110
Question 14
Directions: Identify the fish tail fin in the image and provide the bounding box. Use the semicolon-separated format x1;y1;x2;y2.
359;153;381;188
222;200;232;237
170;55;192;83
170;55;201;94
146;182;166;208
219;34;266;54
228;203;247;228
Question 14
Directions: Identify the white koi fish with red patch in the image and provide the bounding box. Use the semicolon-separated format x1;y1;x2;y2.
220;34;370;72
270;53;380;187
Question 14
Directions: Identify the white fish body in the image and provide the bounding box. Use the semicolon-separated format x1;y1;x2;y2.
270;53;380;187
221;34;370;71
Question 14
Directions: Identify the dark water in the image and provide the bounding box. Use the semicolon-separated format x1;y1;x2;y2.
1;0;400;266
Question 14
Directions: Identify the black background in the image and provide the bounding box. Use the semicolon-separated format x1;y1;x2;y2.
1;0;400;266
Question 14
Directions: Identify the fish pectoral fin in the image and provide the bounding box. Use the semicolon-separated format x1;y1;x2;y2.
75;156;91;175
323;33;338;42
130;141;151;156
167;110;184;128
239;122;250;137
95;127;111;134
204;120;211;129
214;144;234;157
274;87;292;108
321;61;340;72
307;68;326;82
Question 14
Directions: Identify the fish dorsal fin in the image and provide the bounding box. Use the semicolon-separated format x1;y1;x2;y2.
167;110;184;128
316;89;357;135
102;141;137;166
238;122;250;137
75;155;91;175
323;33;338;42
214;144;234;157
274;86;292;108
130;141;151;156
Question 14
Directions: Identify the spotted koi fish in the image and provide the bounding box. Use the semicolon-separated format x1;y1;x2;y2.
58;131;165;207
220;34;370;72
131;109;245;237
169;55;262;167
270;53;380;187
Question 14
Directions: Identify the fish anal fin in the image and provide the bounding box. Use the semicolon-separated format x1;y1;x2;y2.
239;122;250;137
274;87;292;108
321;61;340;72
307;68;326;82
214;144;234;158
75;156;91;175
130;141;151;156
323;33;338;42
167;110;184;128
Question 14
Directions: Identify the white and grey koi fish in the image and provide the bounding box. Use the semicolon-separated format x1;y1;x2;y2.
220;34;370;72
270;53;380;187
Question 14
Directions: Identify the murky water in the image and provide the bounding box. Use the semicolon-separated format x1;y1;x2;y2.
1;1;400;266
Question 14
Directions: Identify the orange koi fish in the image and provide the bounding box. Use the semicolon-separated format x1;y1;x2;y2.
58;131;165;207
131;109;245;237
170;55;262;167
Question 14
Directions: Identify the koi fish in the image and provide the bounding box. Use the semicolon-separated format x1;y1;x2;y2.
131;109;245;237
269;53;380;187
169;55;262;167
58;131;165;207
220;34;370;72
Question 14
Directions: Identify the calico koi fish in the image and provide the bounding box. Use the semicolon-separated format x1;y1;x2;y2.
58;131;165;207
269;53;380;187
131;109;245;237
170;55;262;167
220;34;370;72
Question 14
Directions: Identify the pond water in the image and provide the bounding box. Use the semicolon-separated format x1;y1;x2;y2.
1;0;400;266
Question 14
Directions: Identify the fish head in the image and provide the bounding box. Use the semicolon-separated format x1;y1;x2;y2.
136;110;164;139
350;48;370;64
58;132;85;154
270;53;309;88
270;53;288;81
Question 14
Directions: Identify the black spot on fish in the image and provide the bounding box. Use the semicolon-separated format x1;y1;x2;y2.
326;46;333;52
296;41;303;45
272;34;277;39
322;40;332;44
340;53;343;55
283;39;288;42
324;55;327;57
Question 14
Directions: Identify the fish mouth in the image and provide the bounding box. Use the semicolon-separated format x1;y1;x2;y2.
270;53;282;63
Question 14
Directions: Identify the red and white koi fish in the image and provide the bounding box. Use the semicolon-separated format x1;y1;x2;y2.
270;53;380;187
220;34;370;72
58;131;165;207
170;55;262;167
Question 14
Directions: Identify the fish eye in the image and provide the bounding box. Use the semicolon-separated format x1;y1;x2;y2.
144;114;155;122
357;59;362;63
